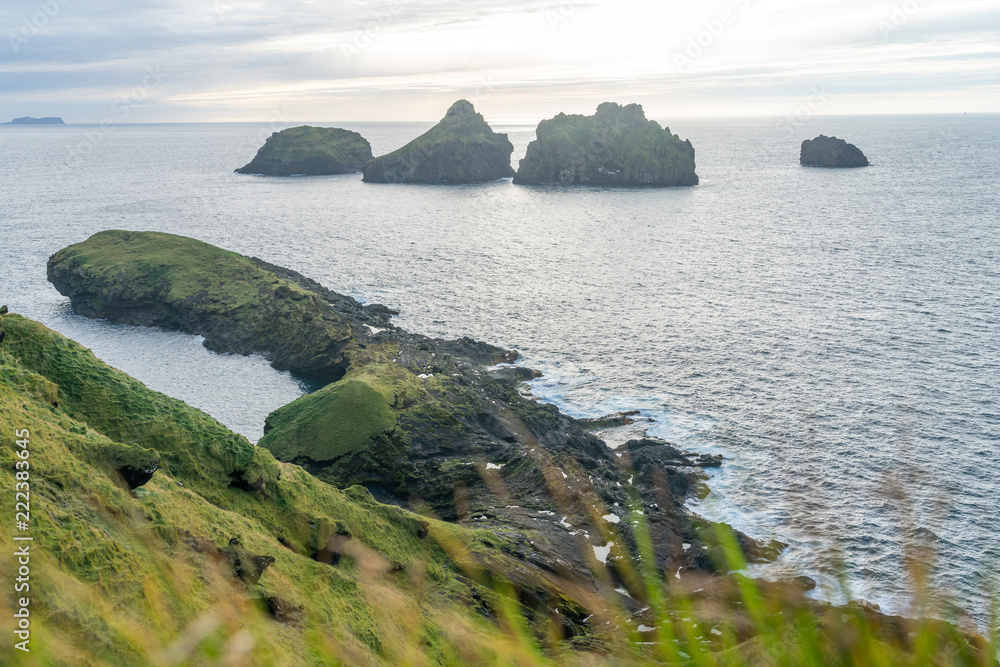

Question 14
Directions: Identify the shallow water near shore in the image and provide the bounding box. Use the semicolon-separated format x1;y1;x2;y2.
1;114;997;626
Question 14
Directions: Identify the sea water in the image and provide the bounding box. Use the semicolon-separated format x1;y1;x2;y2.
1;114;997;624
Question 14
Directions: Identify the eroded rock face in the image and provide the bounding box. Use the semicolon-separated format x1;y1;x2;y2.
514;102;699;186
800;135;870;168
362;100;515;183
236;126;373;176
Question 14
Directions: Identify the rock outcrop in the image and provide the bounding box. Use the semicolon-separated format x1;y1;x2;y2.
362;100;515;183
236;126;372;176
800;135;870;168
47;231;378;384
514;102;699;186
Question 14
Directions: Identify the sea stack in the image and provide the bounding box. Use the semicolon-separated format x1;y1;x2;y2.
236;126;373;176
362;100;515;183
514;102;699;187
800;135;870;168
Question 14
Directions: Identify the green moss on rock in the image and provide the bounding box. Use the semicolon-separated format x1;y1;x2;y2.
236;126;373;176
262;376;397;464
514;102;698;186
363;100;515;183
47;230;355;382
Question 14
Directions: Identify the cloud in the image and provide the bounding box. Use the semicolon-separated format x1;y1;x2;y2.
0;0;998;121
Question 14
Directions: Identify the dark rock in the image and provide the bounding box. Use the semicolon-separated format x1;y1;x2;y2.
256;593;302;624
363;100;515;183
98;442;160;490
794;575;818;592
236;126;372;176
220;538;275;585
800;135;869;168
514;102;698;187
579;410;643;430
487;366;542;384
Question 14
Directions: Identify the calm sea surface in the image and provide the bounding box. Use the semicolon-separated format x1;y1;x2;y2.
1;114;997;624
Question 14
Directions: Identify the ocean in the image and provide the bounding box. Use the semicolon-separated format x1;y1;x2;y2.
1;113;997;625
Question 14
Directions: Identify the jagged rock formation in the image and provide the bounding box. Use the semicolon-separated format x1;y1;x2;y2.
362;100;515;183
236;126;372;176
514;103;699;186
800;135;870;168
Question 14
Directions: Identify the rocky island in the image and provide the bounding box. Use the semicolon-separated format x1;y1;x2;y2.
4;116;65;125
800;135;870;168
236;126;373;176
363;100;515;183
514;103;699;187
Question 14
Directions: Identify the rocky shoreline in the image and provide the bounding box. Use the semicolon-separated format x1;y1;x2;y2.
48;230;786;625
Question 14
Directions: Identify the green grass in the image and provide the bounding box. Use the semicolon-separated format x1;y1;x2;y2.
261;376;397;464
1;310;996;665
49;230;293;305
47;231;355;377
372;99;509;158
253;126;371;164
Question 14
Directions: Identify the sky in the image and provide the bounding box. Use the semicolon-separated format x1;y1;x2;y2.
1;0;998;123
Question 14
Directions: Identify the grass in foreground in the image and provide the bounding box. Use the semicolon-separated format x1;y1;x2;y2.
0;310;996;666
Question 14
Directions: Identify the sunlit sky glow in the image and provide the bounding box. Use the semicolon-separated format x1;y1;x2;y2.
1;0;998;123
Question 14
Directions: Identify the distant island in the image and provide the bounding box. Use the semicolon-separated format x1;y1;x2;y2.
4;116;65;125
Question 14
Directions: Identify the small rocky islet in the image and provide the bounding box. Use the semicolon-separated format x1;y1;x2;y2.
514;102;699;187
363;99;516;183
236;125;373;176
800;134;870;168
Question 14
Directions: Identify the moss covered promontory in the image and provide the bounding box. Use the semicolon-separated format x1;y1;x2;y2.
363;100;515;183
514;103;698;187
47;230;370;383
236;126;373;176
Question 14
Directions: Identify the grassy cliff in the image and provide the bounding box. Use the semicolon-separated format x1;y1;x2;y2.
0;312;585;665
0;313;993;665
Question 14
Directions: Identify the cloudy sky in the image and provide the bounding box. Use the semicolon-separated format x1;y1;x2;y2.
1;0;998;123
